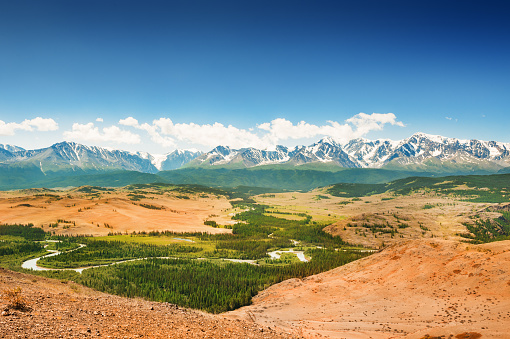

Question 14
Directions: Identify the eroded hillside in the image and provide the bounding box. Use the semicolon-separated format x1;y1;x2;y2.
228;239;510;338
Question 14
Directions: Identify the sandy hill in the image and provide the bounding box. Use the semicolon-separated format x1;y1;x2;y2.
0;268;296;339
228;239;510;339
0;187;234;236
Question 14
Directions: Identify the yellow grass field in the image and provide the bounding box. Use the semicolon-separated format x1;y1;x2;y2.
0;187;234;236
254;188;495;248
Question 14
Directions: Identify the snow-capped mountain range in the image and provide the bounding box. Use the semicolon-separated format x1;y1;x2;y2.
189;133;510;172
0;142;202;173
1;133;509;174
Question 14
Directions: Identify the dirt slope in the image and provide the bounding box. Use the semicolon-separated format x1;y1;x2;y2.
228;239;510;338
0;188;233;236
0;269;297;339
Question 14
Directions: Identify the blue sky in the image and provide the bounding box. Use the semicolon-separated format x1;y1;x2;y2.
0;0;508;154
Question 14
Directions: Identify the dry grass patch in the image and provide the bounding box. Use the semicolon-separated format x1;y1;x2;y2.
2;287;30;311
0;187;234;236
255;188;495;248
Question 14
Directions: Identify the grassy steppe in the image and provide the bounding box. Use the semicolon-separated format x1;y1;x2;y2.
2;173;509;314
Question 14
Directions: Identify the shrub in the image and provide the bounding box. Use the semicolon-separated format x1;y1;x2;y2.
2;287;30;311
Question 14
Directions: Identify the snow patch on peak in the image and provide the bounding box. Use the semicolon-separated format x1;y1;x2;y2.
150;154;168;170
410;132;447;143
319;136;338;145
0;144;25;153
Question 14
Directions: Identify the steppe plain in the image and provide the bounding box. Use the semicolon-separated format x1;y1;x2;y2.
1;181;509;338
0;186;234;236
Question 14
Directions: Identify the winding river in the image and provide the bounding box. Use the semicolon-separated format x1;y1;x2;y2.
21;238;377;274
21;239;305;274
267;249;308;262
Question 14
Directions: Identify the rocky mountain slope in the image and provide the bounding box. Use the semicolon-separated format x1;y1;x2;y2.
0;268;296;339
0;142;202;174
228;239;510;338
192;133;510;172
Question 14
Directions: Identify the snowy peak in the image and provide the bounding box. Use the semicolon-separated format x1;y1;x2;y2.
318;136;339;146
343;138;396;167
293;139;358;167
0;144;25;153
156;150;203;171
1;134;509;174
189;133;510;171
0;141;159;174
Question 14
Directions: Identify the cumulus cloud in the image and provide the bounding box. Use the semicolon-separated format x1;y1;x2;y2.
96;118;103;122
258;113;404;145
119;117;265;149
119;117;139;127
63;122;141;144
120;118;175;147
0;117;58;135
155;118;267;149
258;118;352;144
346;113;404;136
115;112;404;149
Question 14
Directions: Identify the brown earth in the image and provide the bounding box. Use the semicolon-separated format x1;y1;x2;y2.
0;268;298;339
228;239;510;338
255;190;495;248
0;187;234;236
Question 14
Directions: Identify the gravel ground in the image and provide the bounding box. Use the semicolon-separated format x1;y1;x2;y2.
0;268;298;339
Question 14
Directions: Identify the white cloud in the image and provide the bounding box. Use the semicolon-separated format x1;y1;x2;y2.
119;117;139;127
345;113;404;136
27;117;59;131
119;116;264;149
96;118;104;122
259;118;354;145
116;112;404;149
63;122;141;144
0;121;29;136
446;117;452;120
155;119;266;149
119;118;176;147
0;117;58;135
258;113;404;145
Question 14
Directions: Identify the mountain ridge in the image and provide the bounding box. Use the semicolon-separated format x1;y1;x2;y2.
1;133;509;174
189;132;510;172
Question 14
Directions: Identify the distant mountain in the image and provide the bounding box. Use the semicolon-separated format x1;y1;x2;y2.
187;145;291;168
0;142;159;174
156;150;203;171
375;133;510;171
1;133;509;178
188;138;358;168
188;133;510;173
